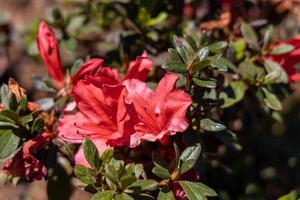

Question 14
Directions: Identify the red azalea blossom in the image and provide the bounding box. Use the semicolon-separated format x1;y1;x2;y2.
58;53;154;166
122;73;192;147
268;34;300;82
58;53;192;166
37;21;64;88
3;132;52;181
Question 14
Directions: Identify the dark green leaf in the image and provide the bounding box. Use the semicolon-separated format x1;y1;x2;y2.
17;96;27;113
115;193;134;200
197;47;209;61
0;84;9;108
269;44;294;55
264;59;288;83
105;164;119;185
101;148;114;163
157;190;175;200
219;81;246;108
152;166;170;179
192;78;216;88
179;143;202;173
31;118;45;134
241;22;258;49
134;164;146;179
210;57;235;72
128;180;158;191
179;181;217;200
200;118;226;132
0;130;20;160
208;41;228;53
0;121;18;129
261;87;282;111
1;110;18;122
83;138;100;169
20;114;33;126
9;94;18;111
120;175;137;190
74;165;96;184
263;26;274;49
91;191;114;200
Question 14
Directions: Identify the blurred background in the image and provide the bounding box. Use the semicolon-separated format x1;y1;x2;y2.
1;0;300;199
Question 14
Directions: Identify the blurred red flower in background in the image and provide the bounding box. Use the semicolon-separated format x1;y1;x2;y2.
268;34;300;82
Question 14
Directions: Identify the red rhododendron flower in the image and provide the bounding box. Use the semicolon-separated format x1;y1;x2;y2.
3;132;52;181
268;34;300;82
122;73;192;147
58;53;153;166
37;21;64;88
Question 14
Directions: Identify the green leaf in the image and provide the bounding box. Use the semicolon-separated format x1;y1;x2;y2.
120;175;137;190
101;148;114;163
0;130;20;160
9;94;18;111
232;39;246;60
0;121;18;129
70;59;84;76
211;57;235;72
241;22;258;49
163;48;186;73
35;98;54;111
145;12;167;27
20;114;33;126
74;165;96;184
157;191;175;200
1;110;19;122
134;164;146;179
91;191;114;200
263;59;288;83
105;164;119;185
115;193;134;200
31;118;45;134
32;77;55;92
261;87;282;111
174;36;195;65
179;181;217;200
278;190;298;200
219;81;246;108
238;60;261;81
0;84;9;108
269;44;294;55
17;96;27;113
197;47;209;61
263;26;274;49
208;41;228;53
152;166;171;179
192;78;216;88
83;138;100;169
128;180;158;191
200;118;226;132
179;143;202;173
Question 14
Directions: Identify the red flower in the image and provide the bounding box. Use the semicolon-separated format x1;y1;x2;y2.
122;73;192;147
58;53;192;166
58;53;153;166
268;34;300;82
37;21;64;88
3;132;52;181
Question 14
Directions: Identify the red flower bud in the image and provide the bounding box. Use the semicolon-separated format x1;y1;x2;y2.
37;21;64;87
